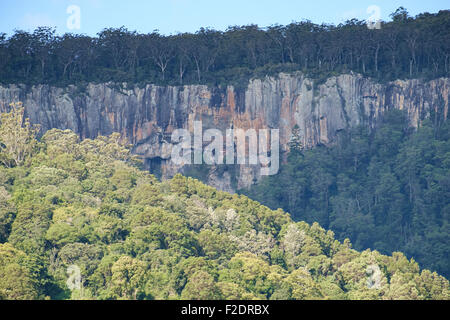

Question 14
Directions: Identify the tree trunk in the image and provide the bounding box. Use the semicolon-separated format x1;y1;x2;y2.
374;44;379;72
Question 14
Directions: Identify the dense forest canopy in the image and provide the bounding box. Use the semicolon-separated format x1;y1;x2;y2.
0;6;449;301
0;7;449;87
241;110;450;279
0;104;448;300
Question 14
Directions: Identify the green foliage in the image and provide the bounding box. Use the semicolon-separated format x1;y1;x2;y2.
0;186;15;242
0;243;42;299
1;9;449;87
0;110;448;300
241;110;450;279
181;270;222;300
0;102;40;168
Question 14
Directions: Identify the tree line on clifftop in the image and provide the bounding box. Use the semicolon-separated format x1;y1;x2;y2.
0;8;449;88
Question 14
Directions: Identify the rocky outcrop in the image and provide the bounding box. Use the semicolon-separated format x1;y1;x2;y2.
0;72;448;191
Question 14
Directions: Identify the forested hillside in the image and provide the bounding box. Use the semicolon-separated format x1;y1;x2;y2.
242;110;450;279
0;104;448;300
0;8;449;88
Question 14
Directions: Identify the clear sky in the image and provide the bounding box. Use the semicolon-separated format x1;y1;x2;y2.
0;0;449;36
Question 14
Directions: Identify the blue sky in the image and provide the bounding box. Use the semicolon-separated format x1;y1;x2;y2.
0;0;449;36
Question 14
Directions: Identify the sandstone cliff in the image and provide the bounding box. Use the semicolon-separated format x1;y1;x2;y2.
0;72;448;191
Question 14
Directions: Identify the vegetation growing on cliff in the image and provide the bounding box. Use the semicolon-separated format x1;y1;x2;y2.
0;105;448;300
242;110;450;279
0;8;449;88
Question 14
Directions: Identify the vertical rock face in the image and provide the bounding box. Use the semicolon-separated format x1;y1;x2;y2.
0;72;448;191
